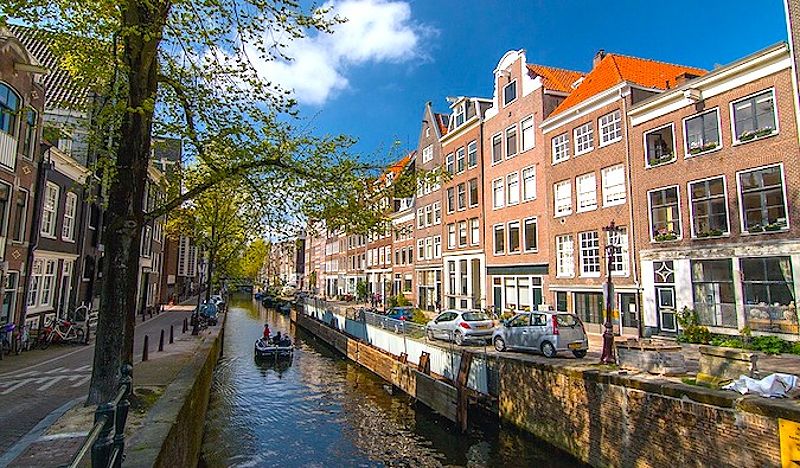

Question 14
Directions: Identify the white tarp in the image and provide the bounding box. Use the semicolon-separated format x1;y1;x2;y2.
722;373;798;398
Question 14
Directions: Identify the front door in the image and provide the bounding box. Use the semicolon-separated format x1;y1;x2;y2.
620;293;639;330
656;287;677;333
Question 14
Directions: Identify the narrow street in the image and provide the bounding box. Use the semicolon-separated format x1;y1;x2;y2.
0;308;193;459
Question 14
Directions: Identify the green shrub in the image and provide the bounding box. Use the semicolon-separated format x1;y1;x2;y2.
411;309;429;325
749;336;790;355
676;307;711;344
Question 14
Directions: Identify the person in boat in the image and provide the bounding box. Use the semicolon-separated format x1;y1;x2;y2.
262;323;271;341
272;331;282;345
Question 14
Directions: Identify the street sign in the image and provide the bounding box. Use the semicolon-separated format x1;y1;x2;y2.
779;418;800;467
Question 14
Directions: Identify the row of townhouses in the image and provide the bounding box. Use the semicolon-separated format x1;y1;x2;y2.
305;38;800;340
0;27;206;334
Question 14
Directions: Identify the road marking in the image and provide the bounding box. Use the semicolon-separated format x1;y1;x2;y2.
69;375;91;387
0;397;83;468
37;432;88;441
37;375;69;391
0;366;92;394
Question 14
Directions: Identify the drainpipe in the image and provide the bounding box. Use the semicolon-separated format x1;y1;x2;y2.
621;88;643;338
21;147;51;328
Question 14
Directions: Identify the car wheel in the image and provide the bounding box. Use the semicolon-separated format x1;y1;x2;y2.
541;341;557;358
493;336;506;352
572;349;587;359
454;330;464;346
426;329;435;341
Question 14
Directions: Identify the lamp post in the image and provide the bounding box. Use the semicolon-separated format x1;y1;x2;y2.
191;258;206;336
601;221;622;364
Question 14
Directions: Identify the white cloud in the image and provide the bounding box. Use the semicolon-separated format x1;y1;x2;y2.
247;0;429;106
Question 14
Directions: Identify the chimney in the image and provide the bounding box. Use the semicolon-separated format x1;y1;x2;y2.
674;71;701;86
593;49;607;68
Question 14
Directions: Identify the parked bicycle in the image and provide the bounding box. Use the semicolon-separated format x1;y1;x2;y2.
0;322;15;356
38;317;85;349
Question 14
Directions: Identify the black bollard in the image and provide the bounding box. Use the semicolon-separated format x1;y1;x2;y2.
170;325;174;344
158;329;164;352
142;335;149;362
182;318;188;333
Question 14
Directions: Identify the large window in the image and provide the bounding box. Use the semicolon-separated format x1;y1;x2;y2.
458;221;467;247
506;172;519;205
554;180;572;217
692;260;736;328
556;235;574;277
689;177;728;237
425;204;432;225
738;165;787;233
644;124;675;167
467;140;478;168
552;133;570;163
574;122;594;155
457;183;466;210
503;80;517;106
523;217;537;252
522;166;536;201
491;134;502;164
508;221;521;254
579;231;600;277
62;192;77;241
649;186;681;241
41;182;59;238
575;292;603;324
447;224;455;249
417;239;425;261
494;224;505;255
741;257;795;330
521;116;535;151
422;144;433;163
456;147;465;173
506;125;518;158
602;165;626;207
492;178;504;208
470;218;479;245
446;187;455;213
607;227;629;276
684;109;720;155
28;258;57;308
599;110;622;145
468;178;478;207
732;89;777;142
433;236;441;258
0;83;20;135
576;173;597;212
446;153;455;174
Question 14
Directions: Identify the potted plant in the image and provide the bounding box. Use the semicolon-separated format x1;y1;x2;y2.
701;141;718;152
738;131;756;142
749;224;764;233
755;126;774;138
765;222;784;232
654;229;678;242
709;229;723;237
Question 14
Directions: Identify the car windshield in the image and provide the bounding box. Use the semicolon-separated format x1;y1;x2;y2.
556;314;578;327
462;312;490;322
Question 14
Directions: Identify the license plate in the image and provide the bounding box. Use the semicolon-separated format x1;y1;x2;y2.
568;342;582;350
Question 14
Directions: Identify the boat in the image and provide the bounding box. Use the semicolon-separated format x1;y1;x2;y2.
276;300;291;315
261;295;276;308
254;336;293;359
254;292;265;300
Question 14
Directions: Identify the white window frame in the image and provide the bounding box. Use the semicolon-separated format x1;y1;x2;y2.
446;153;455;174
422;144;433;163
683;107;722;157
505;124;518;159
507;220;521;254
503;79;518;107
574;122;594;156
432;201;441;225
556;235;574;278
598;110;622;146
492;177;505;209
647;185;683;242
554;180;572;217
506;172;520;206
579;231;601;278
607;227;630;277
456;147;466;174
552;132;570;164
523;217;538;253
643;123;677;168
688;175;730;238
735;163;789;234
447;224;456;249
417;208;424;228
470;217;480;246
576;173;597;212
730;88;779;144
458;221;467;247
493;224;506;256
467;140;478;168
521;166;536;202
520;115;535;152
62;192;77;241
41;182;59;238
601;164;626;207
491;133;503;164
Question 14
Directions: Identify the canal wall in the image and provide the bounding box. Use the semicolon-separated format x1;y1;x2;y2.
296;299;800;468
126;315;225;468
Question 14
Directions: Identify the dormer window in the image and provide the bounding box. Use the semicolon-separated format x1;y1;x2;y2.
503;80;517;106
454;105;465;128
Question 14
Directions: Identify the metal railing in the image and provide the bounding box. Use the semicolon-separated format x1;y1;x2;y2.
65;364;132;468
362;311;427;339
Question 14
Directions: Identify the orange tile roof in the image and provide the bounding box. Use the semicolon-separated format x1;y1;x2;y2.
526;64;585;93
434;113;449;136
550;53;707;117
378;151;414;184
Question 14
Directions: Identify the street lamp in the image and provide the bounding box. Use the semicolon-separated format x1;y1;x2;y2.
191;258;207;336
601;221;622;364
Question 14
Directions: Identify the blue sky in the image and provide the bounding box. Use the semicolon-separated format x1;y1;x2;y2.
268;0;789;163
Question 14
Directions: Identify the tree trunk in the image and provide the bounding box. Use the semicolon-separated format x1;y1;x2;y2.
205;249;214;301
87;0;170;405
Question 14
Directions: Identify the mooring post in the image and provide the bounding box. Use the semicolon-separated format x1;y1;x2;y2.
182;318;188;333
169;325;174;344
158;329;165;352
142;335;149;362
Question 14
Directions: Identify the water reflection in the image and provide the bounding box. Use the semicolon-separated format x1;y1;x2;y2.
200;294;583;467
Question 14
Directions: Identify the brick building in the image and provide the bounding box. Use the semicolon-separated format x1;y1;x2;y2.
541;51;705;334
391;153;416;302
413;103;447;311
628;43;800;338
441;96;492;310
483;49;583;315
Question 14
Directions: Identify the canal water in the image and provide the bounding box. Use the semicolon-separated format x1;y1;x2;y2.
200;294;584;467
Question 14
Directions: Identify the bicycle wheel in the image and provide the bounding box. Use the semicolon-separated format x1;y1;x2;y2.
74;328;85;345
40;333;52;350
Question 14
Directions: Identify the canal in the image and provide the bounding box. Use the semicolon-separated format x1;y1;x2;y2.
200;295;584;467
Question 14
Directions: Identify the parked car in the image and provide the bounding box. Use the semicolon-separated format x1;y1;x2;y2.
210;294;226;310
426;310;495;345
492;312;588;358
386;306;413;321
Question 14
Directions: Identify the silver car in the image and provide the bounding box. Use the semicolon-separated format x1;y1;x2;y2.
492;312;589;358
426;309;495;345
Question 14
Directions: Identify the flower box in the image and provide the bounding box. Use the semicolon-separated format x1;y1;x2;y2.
764;223;785;232
654;232;678;242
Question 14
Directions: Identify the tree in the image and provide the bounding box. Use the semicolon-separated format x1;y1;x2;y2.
1;0;399;403
231;238;269;283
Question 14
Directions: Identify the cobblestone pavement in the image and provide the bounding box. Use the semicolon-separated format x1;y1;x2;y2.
0;304;194;460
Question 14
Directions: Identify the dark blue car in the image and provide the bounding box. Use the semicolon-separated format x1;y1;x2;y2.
386;306;413;321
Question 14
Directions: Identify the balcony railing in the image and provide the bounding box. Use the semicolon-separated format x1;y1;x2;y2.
0;132;17;170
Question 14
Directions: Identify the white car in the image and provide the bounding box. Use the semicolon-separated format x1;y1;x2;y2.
426;309;495;345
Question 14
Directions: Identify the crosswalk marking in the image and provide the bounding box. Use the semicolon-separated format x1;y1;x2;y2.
0;365;91;395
